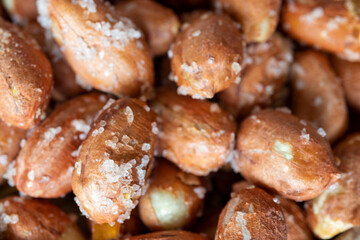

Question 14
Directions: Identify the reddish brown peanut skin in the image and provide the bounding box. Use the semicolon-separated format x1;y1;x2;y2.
116;0;180;56
0;18;53;129
123;230;210;240
72;99;157;224
215;186;287;240
291;50;348;143
151;89;236;176
171;13;245;99
235;109;340;201
306;133;360;239
46;0;154;97
2;0;37;23
214;0;281;42
282;0;360;62
14;93;109;198
232;181;312;240
218;33;293;118
276;196;313;240
139;159;206;230
331;56;360;112
0;120;26;183
0;196;82;240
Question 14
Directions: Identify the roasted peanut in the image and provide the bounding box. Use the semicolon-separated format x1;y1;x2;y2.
218;33;293;118
139;158;206;230
151;89;236;176
282;0;360;62
215;185;287;240
306;132;360;239
0;18;53;129
291;50;348;143
171;12;245;99
72;98;157;224
115;0;180;57
214;0;282;42
0;196;84;240
42;0;154;97
14;93;109;198
234;109;340;201
331;56;360;112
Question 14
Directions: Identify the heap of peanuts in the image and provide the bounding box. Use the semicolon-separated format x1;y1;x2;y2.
0;0;359;239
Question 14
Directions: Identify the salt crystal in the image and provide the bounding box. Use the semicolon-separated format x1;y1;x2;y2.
317;128;327;138
142;143;151;151
125;106;134;123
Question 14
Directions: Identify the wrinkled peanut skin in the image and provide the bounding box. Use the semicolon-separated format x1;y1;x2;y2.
14;93;109;198
139;158;205;230
214;0;281;42
47;0;154;97
0;196;75;240
116;0;180;56
151;89;236;176
0;18;53;129
235;109;340;201
306;133;360;239
218;33;293;118
291;50;348;143
277;196;313;240
331;56;360;112
72;99;157;224
282;0;360;61
215;186;287;240
171;13;244;98
123;230;210;240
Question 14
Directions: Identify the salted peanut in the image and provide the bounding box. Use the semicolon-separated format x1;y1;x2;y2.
139;158;206;230
305;133;360;239
331;56;360;112
123;230;210;240
43;0;154;97
0;120;26;184
14;93;109;198
274;196;313;240
291;50;348;143
90;208;145;240
282;0;360;62
115;0;180;56
0;196;85;240
218;33;293;118
2;0;37;23
232;182;311;240
22;21;86;101
171;13;245;99
334;227;360;240
215;186;287;240
0;18;53;129
214;0;281;42
151;89;236;176
72;99;157;224
234;109;340;201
